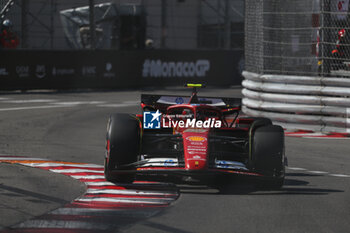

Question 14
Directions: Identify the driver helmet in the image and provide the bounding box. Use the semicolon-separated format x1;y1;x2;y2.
2;19;12;29
339;29;346;38
145;39;154;48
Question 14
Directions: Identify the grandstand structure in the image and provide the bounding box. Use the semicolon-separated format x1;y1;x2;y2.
0;0;244;50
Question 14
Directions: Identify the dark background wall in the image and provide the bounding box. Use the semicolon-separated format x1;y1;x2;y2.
0;49;244;90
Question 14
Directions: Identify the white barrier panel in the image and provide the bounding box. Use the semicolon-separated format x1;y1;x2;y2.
242;98;348;116
242;71;350;134
242;89;350;107
242;79;350;96
244;71;350;87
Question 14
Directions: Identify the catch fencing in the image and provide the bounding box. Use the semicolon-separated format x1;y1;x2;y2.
243;0;350;133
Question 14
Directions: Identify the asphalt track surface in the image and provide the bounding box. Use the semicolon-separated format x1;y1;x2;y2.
0;87;349;233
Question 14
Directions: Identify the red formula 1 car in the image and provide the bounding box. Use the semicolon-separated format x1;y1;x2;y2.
104;84;286;188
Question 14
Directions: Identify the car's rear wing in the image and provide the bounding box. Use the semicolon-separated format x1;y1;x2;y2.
141;94;241;112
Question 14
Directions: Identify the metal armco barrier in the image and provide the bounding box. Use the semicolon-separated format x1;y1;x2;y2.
242;71;350;133
0;49;244;90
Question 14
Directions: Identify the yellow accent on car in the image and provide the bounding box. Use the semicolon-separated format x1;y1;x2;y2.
186;83;203;88
187;136;206;142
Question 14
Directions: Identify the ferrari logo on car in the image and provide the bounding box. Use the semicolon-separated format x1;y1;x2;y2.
186;136;206;142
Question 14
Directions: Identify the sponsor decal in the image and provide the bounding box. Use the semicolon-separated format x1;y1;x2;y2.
0;68;9;76
187;156;206;161
175;97;184;104
187;146;206;152
188;142;204;146
164;159;175;166
188;149;206;152
215;159;248;170
143;110;162;129
16;66;29;77
142;59;210;78
186;136;206;142
141;158;179;167
106;62;112;72
82;66;97;77
35;65;46;79
103;62;115;78
216;160;229;168
52;67;75;76
188;150;206;155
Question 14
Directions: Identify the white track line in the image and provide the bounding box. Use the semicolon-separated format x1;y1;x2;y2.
49;169;104;174
71;175;105;179
86;189;176;196
287;166;349;178
2;99;56;103
75;197;172;204
50;208;156;217
51;101;106;105
0;105;75;112
329;174;350;178
289;133;326;137
0;157;27;160
86;101;106;105
85;181;115;186
308;171;329;174
287;167;306;171
26;163;103;168
16;220;109;230
286;132;350;139
303;137;350;140
50;102;84;105
0;157;48;161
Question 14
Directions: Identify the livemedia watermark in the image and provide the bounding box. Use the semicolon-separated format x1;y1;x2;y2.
143;110;221;129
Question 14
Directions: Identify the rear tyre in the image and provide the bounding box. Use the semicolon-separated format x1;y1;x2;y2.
105;113;141;183
251;125;285;189
249;117;272;128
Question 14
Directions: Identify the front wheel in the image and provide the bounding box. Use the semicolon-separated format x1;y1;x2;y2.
104;114;141;183
252;124;285;189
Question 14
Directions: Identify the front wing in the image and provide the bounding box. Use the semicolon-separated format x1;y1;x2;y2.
109;158;263;177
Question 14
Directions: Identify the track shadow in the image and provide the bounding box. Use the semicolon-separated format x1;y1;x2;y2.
176;175;344;196
110;171;344;197
287;172;323;177
0;184;67;204
134;221;194;233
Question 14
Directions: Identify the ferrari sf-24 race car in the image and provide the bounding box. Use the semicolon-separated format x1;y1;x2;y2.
104;84;286;188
